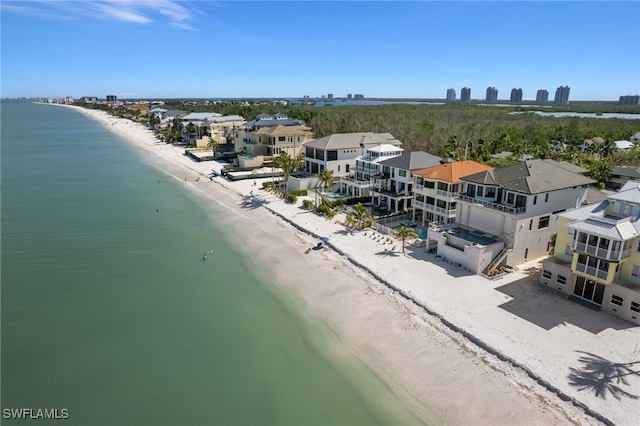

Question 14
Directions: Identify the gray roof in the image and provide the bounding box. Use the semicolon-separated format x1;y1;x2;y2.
245;112;305;129
379;151;442;171
305;132;402;150
609;181;640;203
461;159;595;194
611;166;640;178
568;216;640;240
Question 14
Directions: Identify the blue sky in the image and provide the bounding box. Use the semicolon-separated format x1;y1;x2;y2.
1;1;638;100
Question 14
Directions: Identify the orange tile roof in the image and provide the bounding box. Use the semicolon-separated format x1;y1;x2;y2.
413;160;493;183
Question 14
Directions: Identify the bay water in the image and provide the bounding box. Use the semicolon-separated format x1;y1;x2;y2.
1;101;423;425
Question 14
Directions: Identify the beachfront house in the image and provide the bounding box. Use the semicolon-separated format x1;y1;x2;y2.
242;124;313;158
540;181;640;324
338;144;404;198
369;152;444;214
179;113;246;148
608;166;640;190
413;160;493;227
303;132;402;179
429;160;595;275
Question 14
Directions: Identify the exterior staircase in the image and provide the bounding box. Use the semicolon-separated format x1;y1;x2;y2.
482;244;513;278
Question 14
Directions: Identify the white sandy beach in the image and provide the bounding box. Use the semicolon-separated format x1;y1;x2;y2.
65;105;639;426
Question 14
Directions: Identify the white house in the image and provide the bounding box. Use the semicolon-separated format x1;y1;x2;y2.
303;132;402;178
430;160;596;275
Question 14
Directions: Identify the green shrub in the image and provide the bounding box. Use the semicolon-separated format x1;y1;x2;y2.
286;193;298;203
302;199;314;210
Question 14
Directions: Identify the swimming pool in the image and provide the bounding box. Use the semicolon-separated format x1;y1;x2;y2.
444;227;498;250
393;224;428;240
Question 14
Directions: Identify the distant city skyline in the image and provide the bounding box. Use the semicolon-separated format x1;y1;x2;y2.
1;1;639;100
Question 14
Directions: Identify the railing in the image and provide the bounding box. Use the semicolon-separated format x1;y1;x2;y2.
458;195;526;215
575;262;609;280
436;189;459;198
413;201;455;217
482;244;513;276
573;242;631;261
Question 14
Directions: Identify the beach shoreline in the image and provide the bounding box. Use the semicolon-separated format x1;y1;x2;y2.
62;104;639;426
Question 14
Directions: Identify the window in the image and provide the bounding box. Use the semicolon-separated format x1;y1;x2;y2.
477;186;484;197
542;270;552;279
278;136;286;142
538;215;550;229
345;164;350;173
507;192;515;204
545;193;549;202
631;302;640;313
425;181;435;189
437;182;448;191
557;275;567;285
611;295;624;306
466;184;476;197
486;187;496;199
399;170;407;177
524;248;529;259
631;264;640;279
337;165;341;172
533;195;538;205
564;244;573;256
529;220;533;230
327;150;338;161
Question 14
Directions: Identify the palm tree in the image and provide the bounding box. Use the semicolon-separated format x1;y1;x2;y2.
207;137;218;159
346;203;373;230
317;169;336;191
394;225;418;253
272;151;301;193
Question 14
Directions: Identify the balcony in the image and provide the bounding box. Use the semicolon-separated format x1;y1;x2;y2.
575;262;609;281
436;189;459;198
414;200;455;217
573;242;631;261
458;195;526;215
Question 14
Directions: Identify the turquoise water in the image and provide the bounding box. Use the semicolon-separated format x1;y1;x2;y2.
1;102;424;425
393;225;428;240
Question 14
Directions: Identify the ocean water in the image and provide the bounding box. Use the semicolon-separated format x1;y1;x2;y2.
1;101;423;425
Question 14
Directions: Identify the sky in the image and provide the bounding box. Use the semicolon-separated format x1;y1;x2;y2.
1;1;639;101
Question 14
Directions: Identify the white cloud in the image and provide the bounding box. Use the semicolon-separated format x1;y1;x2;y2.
3;0;200;29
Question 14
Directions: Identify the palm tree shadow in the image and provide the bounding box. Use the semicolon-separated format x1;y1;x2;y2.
375;249;399;257
568;351;640;400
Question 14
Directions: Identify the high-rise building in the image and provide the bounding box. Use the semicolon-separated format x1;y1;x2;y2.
619;95;640;105
536;90;549;103
106;94;117;102
510;88;523;103
327;93;334;100
347;94;353;100
485;87;498;102
554;86;570;104
460;87;471;101
446;88;456;101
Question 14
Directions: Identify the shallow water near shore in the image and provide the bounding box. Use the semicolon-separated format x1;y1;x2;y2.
1;101;424;425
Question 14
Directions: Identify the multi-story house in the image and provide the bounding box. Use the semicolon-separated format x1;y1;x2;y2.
338;144;404;197
429;160;595;274
541;181;640;324
369;152;443;213
179;112;245;147
303;132;402;178
609;166;640;190
243;124;313;157
413;160;493;226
